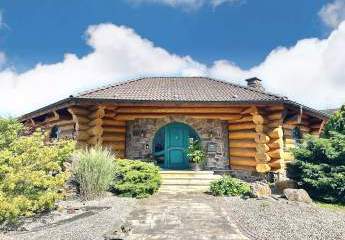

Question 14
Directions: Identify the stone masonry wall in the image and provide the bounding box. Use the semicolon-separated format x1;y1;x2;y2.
125;116;229;170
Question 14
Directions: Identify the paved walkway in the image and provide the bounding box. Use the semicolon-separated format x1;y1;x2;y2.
122;193;248;240
6;193;248;240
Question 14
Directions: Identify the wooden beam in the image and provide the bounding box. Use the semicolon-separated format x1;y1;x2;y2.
319;120;327;135
241;106;258;115
116;107;244;114
229;131;256;140
230;148;256;158
229;140;256;148
230;157;257;167
228;122;256;131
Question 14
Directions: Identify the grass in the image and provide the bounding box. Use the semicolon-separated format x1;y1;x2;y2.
316;202;345;212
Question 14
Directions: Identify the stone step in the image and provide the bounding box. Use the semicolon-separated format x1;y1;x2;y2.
161;177;220;186
161;174;221;179
161;170;215;174
160;171;220;178
159;170;221;193
159;185;210;193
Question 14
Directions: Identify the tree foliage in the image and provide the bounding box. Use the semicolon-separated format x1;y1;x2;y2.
288;106;345;203
0;118;75;224
323;105;345;138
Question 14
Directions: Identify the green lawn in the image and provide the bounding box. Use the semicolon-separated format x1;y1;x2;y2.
316;202;345;212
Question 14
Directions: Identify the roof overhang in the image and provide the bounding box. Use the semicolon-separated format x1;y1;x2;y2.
18;97;330;122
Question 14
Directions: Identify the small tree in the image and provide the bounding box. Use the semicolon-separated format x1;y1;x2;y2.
323;105;345;138
0;119;75;224
287;106;345;203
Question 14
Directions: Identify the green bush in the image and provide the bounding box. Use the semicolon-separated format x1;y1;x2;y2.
0;119;75;224
210;176;251;196
73;147;115;200
112;159;161;198
288;133;345;203
323;105;345;138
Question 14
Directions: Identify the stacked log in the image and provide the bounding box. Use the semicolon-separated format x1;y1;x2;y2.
229;106;271;172
252;108;271;173
68;107;91;146
87;106;105;146
101;114;126;158
265;106;285;171
228;117;257;169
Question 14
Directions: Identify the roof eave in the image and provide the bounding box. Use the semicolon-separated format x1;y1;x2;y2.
18;97;329;122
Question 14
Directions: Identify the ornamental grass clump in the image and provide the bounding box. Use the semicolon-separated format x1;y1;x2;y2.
0;118;75;224
112;159;161;198
73;147;115;200
210;176;251;197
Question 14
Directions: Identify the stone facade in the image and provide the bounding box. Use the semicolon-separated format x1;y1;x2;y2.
125;116;229;170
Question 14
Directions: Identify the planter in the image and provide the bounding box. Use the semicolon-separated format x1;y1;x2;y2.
191;162;203;171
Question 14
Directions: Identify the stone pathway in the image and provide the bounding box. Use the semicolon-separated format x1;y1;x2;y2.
114;193;248;240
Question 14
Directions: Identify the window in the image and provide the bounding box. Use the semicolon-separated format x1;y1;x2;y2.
50;125;60;139
292;127;302;143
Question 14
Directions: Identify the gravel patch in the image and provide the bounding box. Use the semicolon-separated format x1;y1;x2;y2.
223;197;345;240
4;196;137;240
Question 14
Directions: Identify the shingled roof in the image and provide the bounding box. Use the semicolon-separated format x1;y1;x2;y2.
19;76;329;121
77;77;285;103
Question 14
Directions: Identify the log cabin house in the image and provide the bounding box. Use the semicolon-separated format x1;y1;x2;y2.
19;77;329;174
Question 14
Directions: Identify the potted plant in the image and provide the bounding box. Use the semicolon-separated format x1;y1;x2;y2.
186;139;206;171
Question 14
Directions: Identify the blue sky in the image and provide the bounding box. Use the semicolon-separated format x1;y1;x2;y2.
1;0;329;70
0;0;345;116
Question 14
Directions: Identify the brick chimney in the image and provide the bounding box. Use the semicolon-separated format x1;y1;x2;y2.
245;77;264;91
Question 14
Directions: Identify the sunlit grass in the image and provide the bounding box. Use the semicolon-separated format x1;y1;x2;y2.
316;202;345;212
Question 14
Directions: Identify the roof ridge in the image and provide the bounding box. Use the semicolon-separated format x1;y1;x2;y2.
202;76;285;99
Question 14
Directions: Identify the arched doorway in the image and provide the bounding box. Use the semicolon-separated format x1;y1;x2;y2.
153;122;199;169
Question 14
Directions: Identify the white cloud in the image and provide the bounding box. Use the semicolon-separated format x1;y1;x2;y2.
319;0;345;28
1;21;345;117
127;0;239;10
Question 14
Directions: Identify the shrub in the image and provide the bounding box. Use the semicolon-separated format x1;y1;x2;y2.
112;159;161;198
73;147;115;200
210;176;251;196
0;119;75;224
288;133;345;203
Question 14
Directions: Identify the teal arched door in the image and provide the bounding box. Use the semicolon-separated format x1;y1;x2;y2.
153;122;198;169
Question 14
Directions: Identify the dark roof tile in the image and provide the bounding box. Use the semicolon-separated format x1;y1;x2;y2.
78;77;284;102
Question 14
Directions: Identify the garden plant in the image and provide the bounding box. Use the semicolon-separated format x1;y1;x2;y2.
210;176;251;197
112;159;161;198
288;106;345;203
0;118;75;224
73;146;115;200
